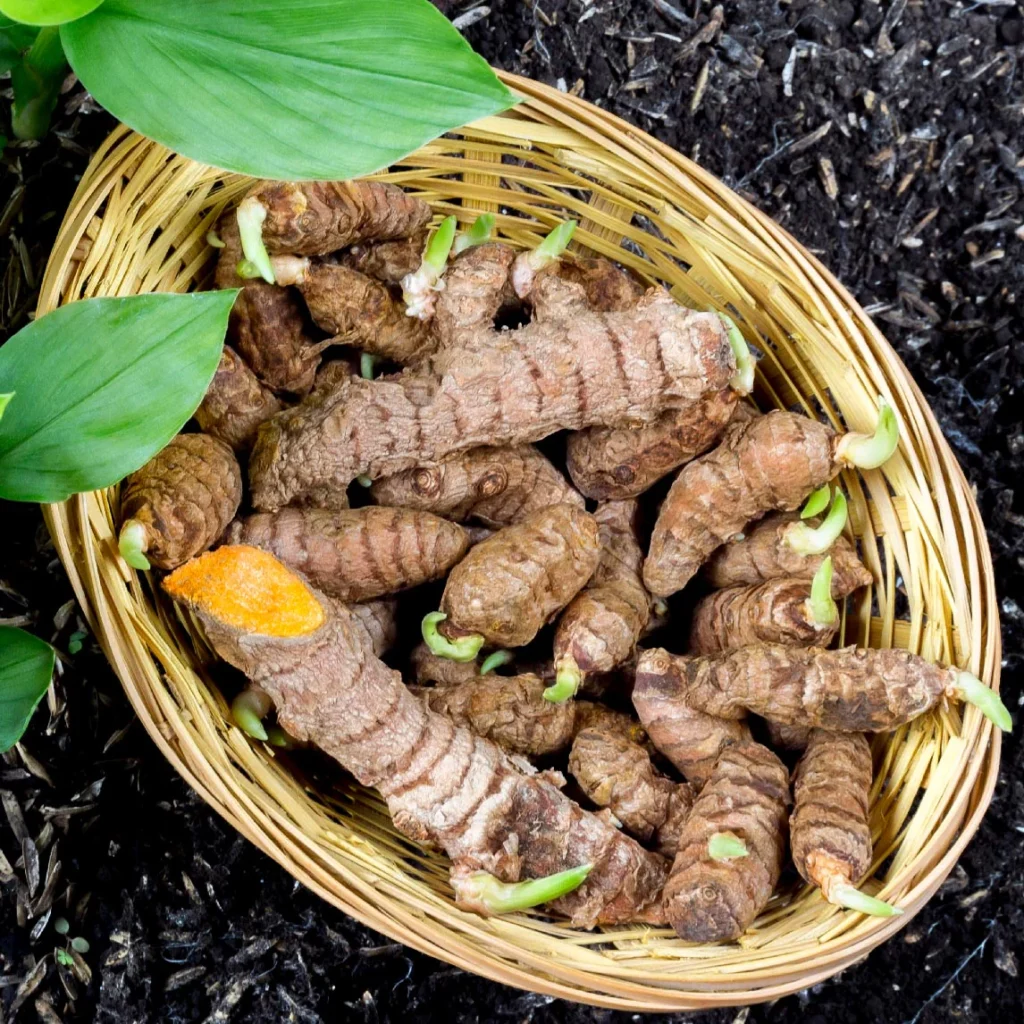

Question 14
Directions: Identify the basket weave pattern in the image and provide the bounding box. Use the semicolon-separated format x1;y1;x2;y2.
38;75;1001;1011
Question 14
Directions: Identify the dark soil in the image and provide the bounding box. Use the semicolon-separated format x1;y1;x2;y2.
2;1;1023;1021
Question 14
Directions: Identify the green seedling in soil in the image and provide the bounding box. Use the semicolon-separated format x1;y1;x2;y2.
402;215;457;319
455;863;592;915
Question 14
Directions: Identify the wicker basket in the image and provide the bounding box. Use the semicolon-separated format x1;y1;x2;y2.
38;73;1001;1011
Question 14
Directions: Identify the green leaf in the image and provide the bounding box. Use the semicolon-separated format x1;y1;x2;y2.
61;0;516;180
0;626;55;753
0;291;236;502
0;1;104;26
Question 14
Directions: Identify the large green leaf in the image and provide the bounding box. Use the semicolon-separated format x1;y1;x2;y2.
61;0;516;181
0;0;104;26
0;627;55;753
0;291;236;502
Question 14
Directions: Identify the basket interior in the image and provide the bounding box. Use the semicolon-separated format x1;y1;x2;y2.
38;75;1001;1010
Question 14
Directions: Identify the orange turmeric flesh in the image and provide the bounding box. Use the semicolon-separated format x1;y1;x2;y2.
163;545;325;638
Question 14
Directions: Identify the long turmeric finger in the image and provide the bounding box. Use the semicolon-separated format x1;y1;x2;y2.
371;445;583;528
195;347;283;452
791;731;900;917
644;404;899;597
249;283;739;510
163;546;668;926
688;559;838;655
703;507;872;596
225;507;469;603
552;500;650;701
566;389;740;501
342;233;428;285
436;504;600;649
647;644;1012;732
271;258;430;364
215;218;325;394
664;741;789;942
416;673;577;756
240;180;432;258
633;648;752;786
119;434;242;571
569;726;693;852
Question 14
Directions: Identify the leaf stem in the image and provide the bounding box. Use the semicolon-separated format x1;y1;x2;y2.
118;520;151;571
454;864;592;914
421;611;484;663
236;197;275;284
784;490;848;556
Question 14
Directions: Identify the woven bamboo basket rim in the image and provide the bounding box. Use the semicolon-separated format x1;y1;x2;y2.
37;71;1001;1012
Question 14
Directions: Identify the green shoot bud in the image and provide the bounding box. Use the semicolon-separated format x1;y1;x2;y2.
236;259;264;280
206;230;225;249
720;314;755;395
512;220;578;297
236;197;275;284
535;220;577;262
830;883;903;917
455;864;592;915
231;688;272;742
479;650;513;676
355;475;373;488
801;483;832;519
118;520;151;571
0;392;13;422
421;612;484;663
402;215;457;319
265;725;298;749
834;398;899;470
360;353;378;380
453;213;496;255
785;490;848;556
951;672;1012;732
707;832;748;861
806;557;838;626
543;654;581;703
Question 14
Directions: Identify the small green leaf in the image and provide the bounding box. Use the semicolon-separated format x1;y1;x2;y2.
0;626;55;753
61;0;516;180
0;291;236;503
0;0;105;26
70;936;90;953
55;948;74;967
53;916;70;935
67;630;87;655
